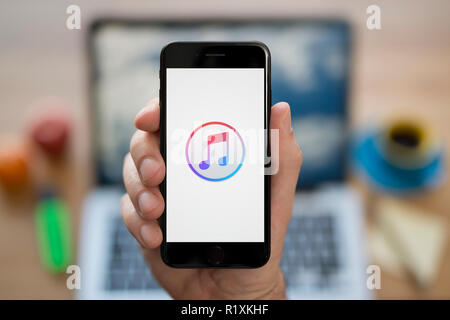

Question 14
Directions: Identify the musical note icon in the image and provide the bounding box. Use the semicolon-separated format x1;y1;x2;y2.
186;122;245;181
199;132;229;170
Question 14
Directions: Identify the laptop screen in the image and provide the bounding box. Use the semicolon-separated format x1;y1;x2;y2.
89;20;351;188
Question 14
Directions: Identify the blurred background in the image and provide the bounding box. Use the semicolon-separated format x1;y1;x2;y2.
0;0;449;299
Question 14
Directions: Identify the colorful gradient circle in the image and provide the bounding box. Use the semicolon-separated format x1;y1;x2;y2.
185;122;245;182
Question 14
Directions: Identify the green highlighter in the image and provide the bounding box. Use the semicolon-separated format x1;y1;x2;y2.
35;189;73;273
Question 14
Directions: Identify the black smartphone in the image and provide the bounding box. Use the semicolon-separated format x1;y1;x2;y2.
159;42;271;268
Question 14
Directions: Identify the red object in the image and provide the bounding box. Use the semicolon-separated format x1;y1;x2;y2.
30;114;70;156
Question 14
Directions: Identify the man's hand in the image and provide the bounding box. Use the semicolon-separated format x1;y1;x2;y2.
121;98;302;299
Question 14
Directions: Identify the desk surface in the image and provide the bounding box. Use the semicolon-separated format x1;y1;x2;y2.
0;0;449;299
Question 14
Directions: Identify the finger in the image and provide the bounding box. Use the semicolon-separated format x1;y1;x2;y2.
130;130;165;187
123;153;165;220
269;102;302;258
121;194;162;249
134;98;160;132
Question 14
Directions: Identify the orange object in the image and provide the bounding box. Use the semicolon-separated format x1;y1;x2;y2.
0;143;29;190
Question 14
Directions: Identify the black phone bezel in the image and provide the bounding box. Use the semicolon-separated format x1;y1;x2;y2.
159;42;271;268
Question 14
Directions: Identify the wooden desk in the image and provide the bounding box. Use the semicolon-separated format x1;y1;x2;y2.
0;0;449;299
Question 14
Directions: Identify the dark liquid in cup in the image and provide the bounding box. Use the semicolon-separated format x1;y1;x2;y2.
390;126;420;148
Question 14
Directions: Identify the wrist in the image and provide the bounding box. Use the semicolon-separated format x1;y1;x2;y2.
258;268;287;300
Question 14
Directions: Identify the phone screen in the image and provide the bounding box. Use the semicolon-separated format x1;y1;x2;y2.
166;68;265;243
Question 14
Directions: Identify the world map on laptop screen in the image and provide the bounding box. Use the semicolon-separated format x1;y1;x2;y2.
90;20;351;188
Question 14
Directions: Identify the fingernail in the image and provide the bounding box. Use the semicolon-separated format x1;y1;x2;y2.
140;224;155;248
281;104;291;129
139;157;159;184
138;191;157;215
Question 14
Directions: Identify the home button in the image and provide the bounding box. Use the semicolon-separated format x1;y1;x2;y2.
207;246;224;265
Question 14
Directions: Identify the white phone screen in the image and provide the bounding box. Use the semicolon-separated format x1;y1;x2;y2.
166;68;265;242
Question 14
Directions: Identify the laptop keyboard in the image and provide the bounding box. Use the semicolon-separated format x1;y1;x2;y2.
105;214;340;291
105;217;160;290
281;214;340;289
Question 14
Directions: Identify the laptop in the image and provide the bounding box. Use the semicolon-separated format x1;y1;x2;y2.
78;19;371;300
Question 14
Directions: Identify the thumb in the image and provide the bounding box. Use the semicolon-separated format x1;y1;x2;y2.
269;102;302;260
